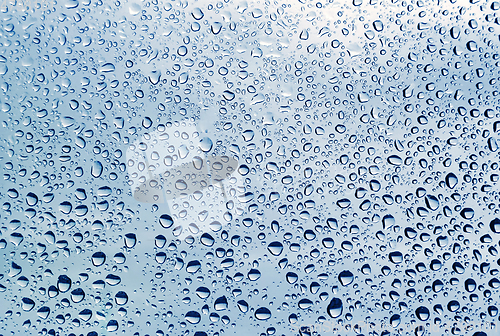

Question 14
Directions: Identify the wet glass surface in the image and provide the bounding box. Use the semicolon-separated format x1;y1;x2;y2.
1;0;500;335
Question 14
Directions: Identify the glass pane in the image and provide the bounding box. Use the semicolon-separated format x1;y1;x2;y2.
0;0;499;335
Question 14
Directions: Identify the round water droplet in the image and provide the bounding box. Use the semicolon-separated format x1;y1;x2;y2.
113;253;126;264
200;233;214;247
199;137;213;152
70;288;85;303
415;306;430;321
175;180;188;190
447;300;460;312
490;218;500;233
211;22;223;34
254;307;272;320
286;272;298;284
107;320;119;332
91;252;106;267
26;192;38;206
390;314;401;327
155;235;166;248
433;280;444;292
159;214;174;228
338;270;354;286
192;7;204;20
327;298;343;318
247;269;261;281
115;291;128;305
196;287;210;299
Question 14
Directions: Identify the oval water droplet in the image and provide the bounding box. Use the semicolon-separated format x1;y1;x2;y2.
57;275;72;293
124;233;137;248
91;252;106;267
490;218;500;233
267;241;283;256
387;155;402;165
254;307;272;320
159;214;174;228
327;298;343;318
91;161;103;178
100;63;115;73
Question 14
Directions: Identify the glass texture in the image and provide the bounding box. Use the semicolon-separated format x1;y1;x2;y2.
0;0;500;335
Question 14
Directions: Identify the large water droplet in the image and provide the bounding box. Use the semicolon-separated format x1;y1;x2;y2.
254;307;272;320
327;298;343;318
124;233;137;248
267;241;283;256
91;252;106;267
91;161;103;178
57;275;72;293
490;218;500;233
415;306;430;321
338;270;354;286
159;214;174;228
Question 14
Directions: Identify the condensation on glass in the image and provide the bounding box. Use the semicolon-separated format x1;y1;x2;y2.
0;0;499;335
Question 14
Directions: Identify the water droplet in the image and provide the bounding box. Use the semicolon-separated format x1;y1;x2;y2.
91;252;106;267
267;241;283;256
91;161;103;178
57;275;72;293
490;218;500;233
100;63;115;73
192;7;204;20
159;214;174;228
327;298;343;318
254;307;271;320
338;270;354;286
415;306;430;321
185;311;201;324
214;296;228;311
124;233;137;248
